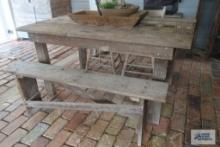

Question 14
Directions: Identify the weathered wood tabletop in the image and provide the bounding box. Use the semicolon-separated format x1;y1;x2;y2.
18;15;194;50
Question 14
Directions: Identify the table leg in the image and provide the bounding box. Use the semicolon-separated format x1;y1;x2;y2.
34;42;56;97
16;77;41;101
153;58;168;81
78;48;87;69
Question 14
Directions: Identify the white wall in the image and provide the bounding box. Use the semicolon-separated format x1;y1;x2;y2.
178;0;200;19
71;0;90;12
125;0;144;10
0;5;7;43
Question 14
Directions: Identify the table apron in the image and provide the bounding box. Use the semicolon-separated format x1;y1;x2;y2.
29;33;174;60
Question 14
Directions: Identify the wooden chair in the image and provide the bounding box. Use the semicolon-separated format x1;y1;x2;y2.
120;6;169;80
121;54;168;125
121;54;154;79
85;46;122;74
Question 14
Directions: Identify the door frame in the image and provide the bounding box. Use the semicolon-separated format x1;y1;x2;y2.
0;0;17;44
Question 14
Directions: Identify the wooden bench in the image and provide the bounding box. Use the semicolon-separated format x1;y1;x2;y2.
5;61;168;146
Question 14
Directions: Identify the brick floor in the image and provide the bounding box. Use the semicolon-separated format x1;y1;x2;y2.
0;41;219;147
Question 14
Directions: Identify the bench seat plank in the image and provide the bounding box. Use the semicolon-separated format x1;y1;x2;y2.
6;61;168;102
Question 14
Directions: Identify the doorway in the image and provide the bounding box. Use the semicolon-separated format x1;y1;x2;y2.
0;0;16;44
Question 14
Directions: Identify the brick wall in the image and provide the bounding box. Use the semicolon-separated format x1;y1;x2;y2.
51;0;71;17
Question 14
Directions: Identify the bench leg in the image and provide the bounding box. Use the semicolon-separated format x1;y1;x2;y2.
147;101;162;125
16;77;41;101
137;100;147;146
79;48;87;69
34;42;56;98
16;77;41;115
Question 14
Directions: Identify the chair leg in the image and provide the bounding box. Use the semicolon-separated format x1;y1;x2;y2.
110;52;116;74
98;48;101;64
121;54;129;76
85;49;91;71
78;48;87;69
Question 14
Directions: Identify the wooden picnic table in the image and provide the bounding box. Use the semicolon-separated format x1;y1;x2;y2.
17;14;196;115
12;15;196;146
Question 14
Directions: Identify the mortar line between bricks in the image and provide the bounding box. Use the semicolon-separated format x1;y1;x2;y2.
1;115;29;135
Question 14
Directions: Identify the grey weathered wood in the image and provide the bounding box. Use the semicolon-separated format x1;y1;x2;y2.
142;16;196;34
147;101;162;124
29;33;174;60
137;100;147;146
25;101;143;114
122;54;129;76
127;63;152;69
17;16;194;50
153;58;168;80
6;61;168;102
125;71;152;77
86;47;117;74
16;77;41;101
35;43;51;64
78;48;87;69
34;42;56;97
121;54;154;78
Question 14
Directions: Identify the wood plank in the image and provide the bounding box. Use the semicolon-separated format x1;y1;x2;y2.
127;63;152;69
125;70;152;77
153;59;168;80
78;48;87;69
16;77;41;101
35;43;51;64
17;16;194;49
29;33;174;60
142;16;196;34
34;42;56;97
25;101;143;114
6;61;168;102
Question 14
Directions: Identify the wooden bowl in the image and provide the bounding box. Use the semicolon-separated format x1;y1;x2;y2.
101;5;139;16
69;10;147;28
